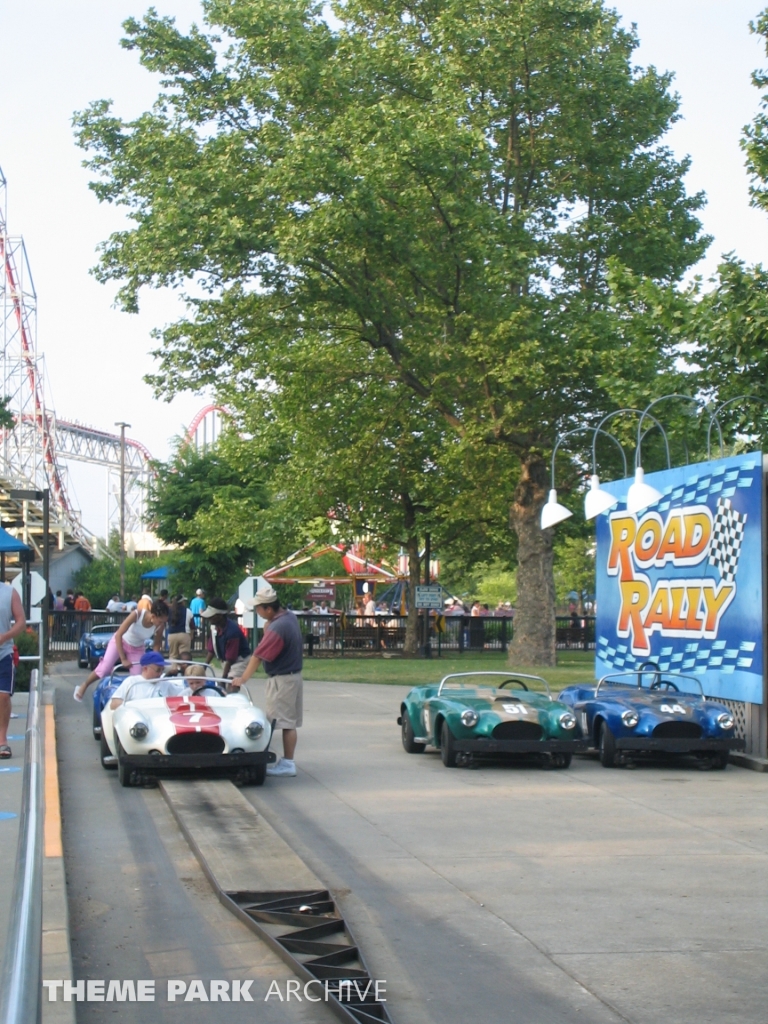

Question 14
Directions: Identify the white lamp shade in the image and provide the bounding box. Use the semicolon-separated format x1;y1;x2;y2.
541;489;573;529
584;474;619;520
625;467;663;514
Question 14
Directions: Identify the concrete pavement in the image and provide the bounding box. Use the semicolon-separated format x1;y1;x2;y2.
241;675;768;1024
54;659;768;1024
0;690;29;962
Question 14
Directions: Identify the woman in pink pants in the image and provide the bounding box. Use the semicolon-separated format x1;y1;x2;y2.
74;599;169;702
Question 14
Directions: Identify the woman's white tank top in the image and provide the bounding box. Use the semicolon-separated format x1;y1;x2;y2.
122;611;157;647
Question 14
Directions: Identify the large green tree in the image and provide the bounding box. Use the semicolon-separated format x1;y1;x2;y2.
75;0;707;664
148;432;271;597
242;338;519;651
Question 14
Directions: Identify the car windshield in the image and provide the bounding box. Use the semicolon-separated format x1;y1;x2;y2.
436;672;551;698
90;625;117;634
596;669;704;699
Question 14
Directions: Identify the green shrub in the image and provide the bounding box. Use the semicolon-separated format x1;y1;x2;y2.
14;629;40;692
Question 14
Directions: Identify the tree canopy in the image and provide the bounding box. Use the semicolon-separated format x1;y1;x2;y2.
75;0;708;662
147;432;270;597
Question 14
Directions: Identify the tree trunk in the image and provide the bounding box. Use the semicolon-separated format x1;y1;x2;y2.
404;534;421;656
507;455;556;667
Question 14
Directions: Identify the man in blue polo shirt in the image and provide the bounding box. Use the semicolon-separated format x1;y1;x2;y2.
231;586;303;778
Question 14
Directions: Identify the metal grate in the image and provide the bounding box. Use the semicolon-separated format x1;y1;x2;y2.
227;889;392;1023
166;733;225;755
492;722;543;741
652;722;702;739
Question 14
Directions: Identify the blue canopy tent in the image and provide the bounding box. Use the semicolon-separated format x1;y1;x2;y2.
140;567;170;580
0;528;32;554
140;565;171;597
0;527;33;583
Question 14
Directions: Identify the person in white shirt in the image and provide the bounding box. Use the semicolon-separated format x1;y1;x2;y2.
109;651;175;709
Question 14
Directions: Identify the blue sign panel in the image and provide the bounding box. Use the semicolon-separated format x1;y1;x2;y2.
595;452;764;703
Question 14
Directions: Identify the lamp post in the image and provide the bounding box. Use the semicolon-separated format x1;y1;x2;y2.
114;422;130;599
10;488;49;677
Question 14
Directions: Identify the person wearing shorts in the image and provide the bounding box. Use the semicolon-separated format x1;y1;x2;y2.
231;586;303;777
74;600;169;702
0;583;26;759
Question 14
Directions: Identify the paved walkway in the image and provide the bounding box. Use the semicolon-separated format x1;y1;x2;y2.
0;690;30;963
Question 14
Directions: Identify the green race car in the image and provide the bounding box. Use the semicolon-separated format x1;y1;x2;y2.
398;671;588;769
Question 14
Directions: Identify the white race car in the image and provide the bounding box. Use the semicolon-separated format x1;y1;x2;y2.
99;678;275;787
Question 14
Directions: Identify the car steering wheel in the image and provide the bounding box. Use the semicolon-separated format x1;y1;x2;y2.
499;678;529;691
194;683;227;697
649;679;680;692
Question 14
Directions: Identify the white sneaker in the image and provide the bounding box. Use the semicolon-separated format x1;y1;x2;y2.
266;759;296;777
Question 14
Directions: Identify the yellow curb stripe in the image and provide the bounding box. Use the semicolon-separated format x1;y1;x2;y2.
44;704;63;858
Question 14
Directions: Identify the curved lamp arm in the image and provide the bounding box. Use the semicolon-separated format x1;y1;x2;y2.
706;396;768;459
636;395;699;469
593;408;670;475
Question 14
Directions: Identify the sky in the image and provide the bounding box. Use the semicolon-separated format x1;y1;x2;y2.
0;1;767;535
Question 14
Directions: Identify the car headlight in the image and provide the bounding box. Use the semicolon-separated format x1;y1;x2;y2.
245;721;264;739
559;712;576;730
129;722;149;739
461;709;479;728
717;713;734;730
621;710;640;728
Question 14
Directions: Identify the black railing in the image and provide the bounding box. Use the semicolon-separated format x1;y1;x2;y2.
46;610;596;659
295;613;596;656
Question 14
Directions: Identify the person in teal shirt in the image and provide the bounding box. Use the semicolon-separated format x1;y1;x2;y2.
189;589;206;628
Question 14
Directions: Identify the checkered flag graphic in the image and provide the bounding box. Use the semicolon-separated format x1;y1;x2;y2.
708;497;747;583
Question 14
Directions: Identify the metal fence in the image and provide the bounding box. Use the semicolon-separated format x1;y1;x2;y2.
0;668;42;1024
46;610;596;660
294;613;596;656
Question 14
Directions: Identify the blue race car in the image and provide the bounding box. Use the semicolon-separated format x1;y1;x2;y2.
93;668;127;745
78;624;119;669
558;665;745;769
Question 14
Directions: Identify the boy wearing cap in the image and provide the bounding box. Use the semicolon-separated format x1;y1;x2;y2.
109;650;171;709
231;587;303;778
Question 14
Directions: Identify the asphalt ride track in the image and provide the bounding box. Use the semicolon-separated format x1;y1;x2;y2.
54;663;768;1024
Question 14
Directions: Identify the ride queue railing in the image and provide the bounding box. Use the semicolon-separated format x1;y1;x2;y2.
47;610;596;659
0;666;42;1024
295;613;596;656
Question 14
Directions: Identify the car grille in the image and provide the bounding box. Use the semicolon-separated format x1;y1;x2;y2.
166;733;225;755
492;722;543;741
652;722;702;739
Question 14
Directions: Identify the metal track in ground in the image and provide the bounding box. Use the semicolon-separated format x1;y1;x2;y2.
223;888;392;1023
158;779;392;1024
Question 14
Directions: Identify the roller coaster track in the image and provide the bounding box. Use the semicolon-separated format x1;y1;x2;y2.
0;166;230;552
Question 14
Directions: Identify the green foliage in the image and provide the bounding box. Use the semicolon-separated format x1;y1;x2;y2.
74;0;708;661
553;536;596;609
0;397;15;432
148;431;271;598
14;629;39;692
73;552;163;609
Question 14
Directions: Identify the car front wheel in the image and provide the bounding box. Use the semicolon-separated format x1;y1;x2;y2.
78;650;88;669
100;731;116;770
116;738;138;788
92;704;102;741
440;720;458;768
401;711;426;754
548;752;572;769
599;721;617;768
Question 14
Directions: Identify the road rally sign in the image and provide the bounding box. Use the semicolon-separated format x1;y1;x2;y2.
595;452;764;703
